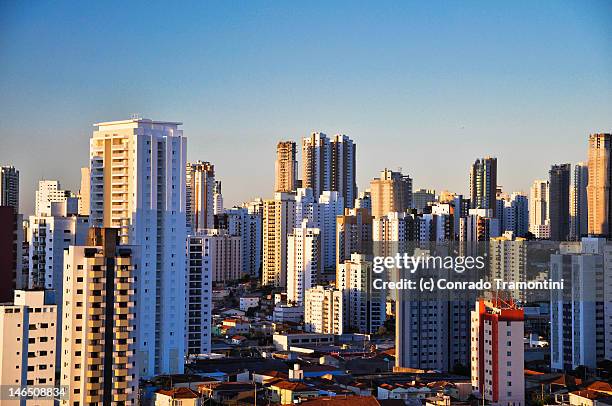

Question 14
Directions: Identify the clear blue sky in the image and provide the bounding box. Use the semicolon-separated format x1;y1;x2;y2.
0;1;610;215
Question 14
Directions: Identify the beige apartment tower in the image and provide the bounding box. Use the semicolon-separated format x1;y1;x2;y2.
262;193;296;287
587;133;612;237
275;141;298;193
61;228;137;405
370;169;412;218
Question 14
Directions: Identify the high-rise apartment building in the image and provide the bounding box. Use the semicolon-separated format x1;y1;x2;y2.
570;162;588;240
330;134;357;209
275;141;298;193
200;229;242;282
490;235;527;301
336;254;385;334
34;180;78;217
587;133;612;237
471;299;525;406
412;188;436;212
370;169;412;218
185;235;212;357
262;192;296;287
89;118;187;377
78;167;91;216
287;220;321;305
186;161;215;232
0;206;25;302
529;180;550;239
0;290;57;406
0;165;19;211
213;180;223;215
336;208;373;267
61;228;137;405
501;193;529;238
470;157;497;217
550;238;606;371
302;132;331;198
304;285;343;334
549;164;571;241
394;248;472;373
355;190;371;209
227;207;262;277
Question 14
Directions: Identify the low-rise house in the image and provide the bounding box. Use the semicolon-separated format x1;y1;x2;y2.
267;379;320;405
198;382;255;403
299;395;381;405
240;296;261;311
154;387;202;406
568;390;612;406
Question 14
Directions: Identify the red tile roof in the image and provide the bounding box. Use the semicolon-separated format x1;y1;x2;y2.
156;387;199;399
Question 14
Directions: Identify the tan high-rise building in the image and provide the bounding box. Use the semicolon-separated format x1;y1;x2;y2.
370;169;412;218
529;179;550;239
0;290;57;406
587;133;612;237
61;228;137;405
302;132;331;197
336;208;372;267
262;193;296;287
275;141;298;193
186;161;215;232
304;285;343;334
79;167;91;216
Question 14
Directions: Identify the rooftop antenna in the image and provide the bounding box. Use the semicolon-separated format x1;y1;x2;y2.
131;113;141;120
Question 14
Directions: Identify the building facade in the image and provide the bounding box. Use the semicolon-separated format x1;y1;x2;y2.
275;141;298;193
470;299;525;406
61;228;138;405
186;161;215;232
0;290;57;406
89;118;187;376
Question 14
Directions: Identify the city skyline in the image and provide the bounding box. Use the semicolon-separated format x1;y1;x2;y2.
1;1;611;215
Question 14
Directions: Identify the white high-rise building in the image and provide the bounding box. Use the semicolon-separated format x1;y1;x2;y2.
34;180;78;217
0;290;56;406
373;211;417;242
227;207;262;277
185;235;212;356
287;220;321;305
529;180;550;239
213;180;224;215
61;228;137;405
27;204;89;291
304;285;343;334
336;253;385;334
27;203;89;369
471;299;525;406
89;118;187;377
550;238;606;371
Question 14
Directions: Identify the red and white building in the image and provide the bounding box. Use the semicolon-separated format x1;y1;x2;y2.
471;299;525;406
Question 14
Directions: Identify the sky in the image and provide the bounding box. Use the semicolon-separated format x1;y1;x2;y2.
0;1;610;215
